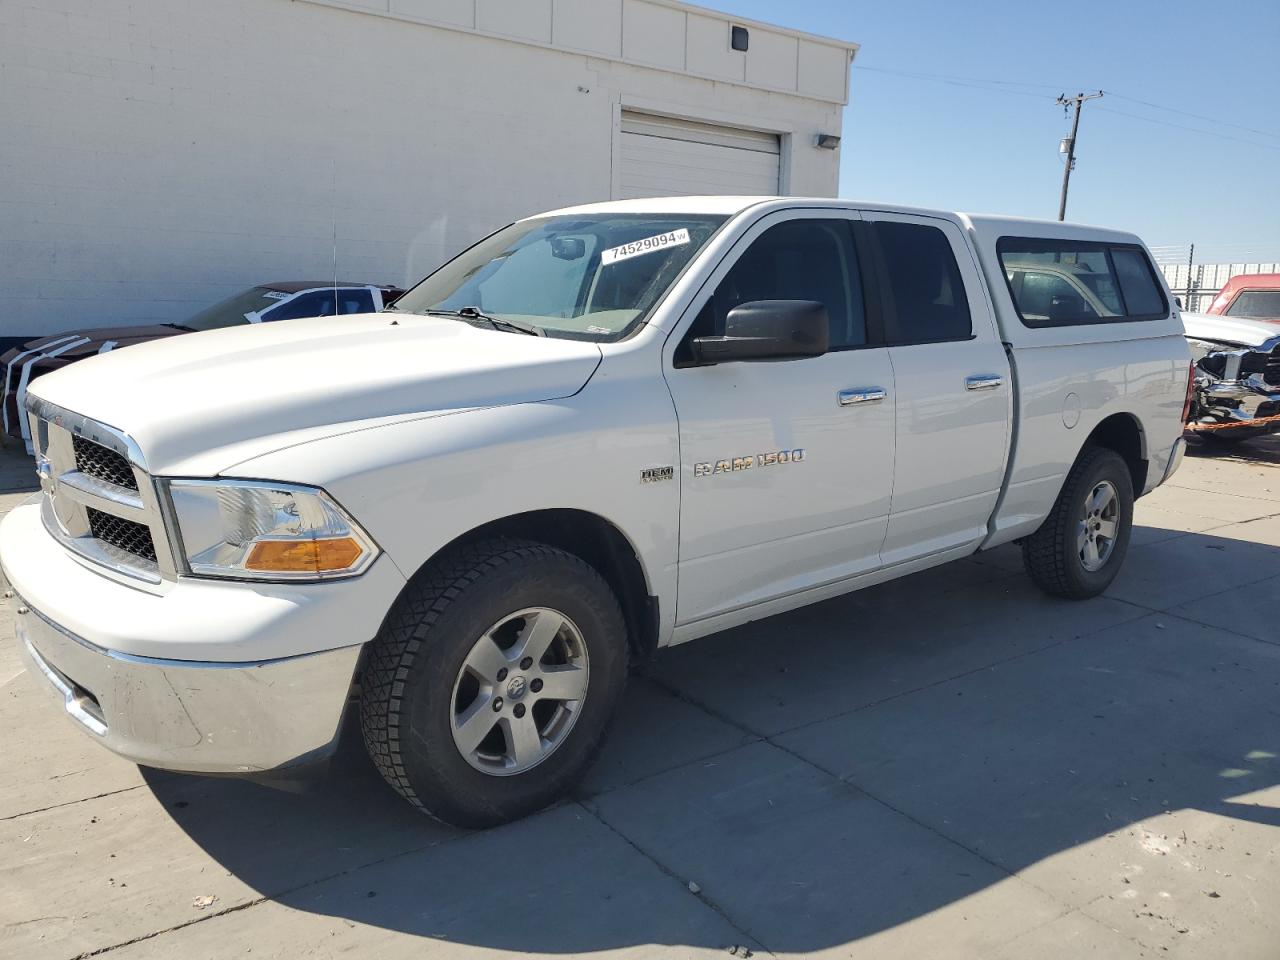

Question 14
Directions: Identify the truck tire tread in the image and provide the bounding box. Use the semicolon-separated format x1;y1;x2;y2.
1022;446;1133;600
359;537;624;825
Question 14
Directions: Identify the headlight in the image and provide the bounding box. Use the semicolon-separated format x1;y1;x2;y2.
1186;338;1227;362
165;479;378;581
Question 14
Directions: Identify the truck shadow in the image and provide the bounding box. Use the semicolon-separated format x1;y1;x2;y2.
1186;432;1280;465
141;525;1280;955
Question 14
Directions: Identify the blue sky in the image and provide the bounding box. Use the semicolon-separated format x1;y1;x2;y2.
705;0;1280;264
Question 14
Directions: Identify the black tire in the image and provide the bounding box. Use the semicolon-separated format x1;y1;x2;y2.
1022;446;1134;600
360;538;628;827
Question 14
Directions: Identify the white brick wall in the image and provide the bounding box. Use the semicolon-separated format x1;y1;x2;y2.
0;0;851;335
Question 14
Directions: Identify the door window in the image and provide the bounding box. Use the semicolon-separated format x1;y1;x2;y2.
873;221;972;344
683;218;866;352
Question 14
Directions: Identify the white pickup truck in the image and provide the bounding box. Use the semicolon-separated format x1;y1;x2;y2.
2;197;1191;826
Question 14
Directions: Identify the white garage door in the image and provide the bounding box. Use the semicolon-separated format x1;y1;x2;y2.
618;112;780;200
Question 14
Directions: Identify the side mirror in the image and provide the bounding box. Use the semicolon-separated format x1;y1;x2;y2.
1174;296;1184;309
690;300;829;364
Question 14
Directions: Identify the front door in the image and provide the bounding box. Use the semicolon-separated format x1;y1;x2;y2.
664;210;896;626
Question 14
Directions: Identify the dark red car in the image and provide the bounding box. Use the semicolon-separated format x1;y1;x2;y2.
1206;273;1280;321
2;281;402;447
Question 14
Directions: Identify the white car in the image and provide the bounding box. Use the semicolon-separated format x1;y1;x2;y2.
1182;310;1280;442
2;197;1191;826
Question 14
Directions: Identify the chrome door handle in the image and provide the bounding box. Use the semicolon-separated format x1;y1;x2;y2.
838;387;887;406
965;375;1003;391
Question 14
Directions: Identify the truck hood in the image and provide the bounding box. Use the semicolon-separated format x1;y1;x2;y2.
28;313;602;476
1181;311;1280;349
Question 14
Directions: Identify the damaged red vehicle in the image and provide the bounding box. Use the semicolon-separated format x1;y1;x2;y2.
2;281;402;449
1205;273;1280;321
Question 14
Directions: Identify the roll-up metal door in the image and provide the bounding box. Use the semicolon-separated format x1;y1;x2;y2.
618;112;781;199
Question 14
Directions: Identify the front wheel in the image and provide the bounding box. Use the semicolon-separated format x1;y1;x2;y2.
1022;447;1134;600
360;539;628;827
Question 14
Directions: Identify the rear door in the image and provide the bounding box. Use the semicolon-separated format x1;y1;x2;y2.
863;212;1011;565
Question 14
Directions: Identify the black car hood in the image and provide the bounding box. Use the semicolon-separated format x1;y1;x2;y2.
1;325;187;365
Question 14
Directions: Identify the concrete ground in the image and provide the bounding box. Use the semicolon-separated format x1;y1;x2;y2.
2;437;1278;960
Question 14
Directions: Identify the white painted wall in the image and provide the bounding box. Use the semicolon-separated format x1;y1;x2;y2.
0;0;854;335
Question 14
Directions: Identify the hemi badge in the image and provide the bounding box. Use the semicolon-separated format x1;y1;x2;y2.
640;466;674;484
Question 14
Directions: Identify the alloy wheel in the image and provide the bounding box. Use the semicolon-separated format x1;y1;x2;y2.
1077;480;1119;572
449;607;589;776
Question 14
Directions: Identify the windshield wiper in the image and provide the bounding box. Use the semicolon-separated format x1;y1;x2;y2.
425;306;545;337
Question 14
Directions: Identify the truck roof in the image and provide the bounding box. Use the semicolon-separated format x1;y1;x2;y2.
534;196;1146;246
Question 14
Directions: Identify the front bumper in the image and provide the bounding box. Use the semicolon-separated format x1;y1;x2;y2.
15;598;361;773
1;500;406;774
1189;373;1280;436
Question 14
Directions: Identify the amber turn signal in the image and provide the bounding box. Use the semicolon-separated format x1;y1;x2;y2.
244;537;364;574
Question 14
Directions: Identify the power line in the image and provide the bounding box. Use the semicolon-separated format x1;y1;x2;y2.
852;64;1063;91
1094;105;1280;152
851;65;1058;100
1106;92;1280;141
852;64;1279;151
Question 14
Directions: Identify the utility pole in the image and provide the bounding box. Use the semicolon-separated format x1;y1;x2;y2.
1056;90;1104;221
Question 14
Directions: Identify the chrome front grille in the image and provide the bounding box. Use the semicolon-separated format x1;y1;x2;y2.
28;396;175;584
73;435;139;490
86;507;158;563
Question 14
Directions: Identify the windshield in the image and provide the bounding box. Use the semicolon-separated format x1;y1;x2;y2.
182;287;289;331
392;214;728;341
1226;290;1280;320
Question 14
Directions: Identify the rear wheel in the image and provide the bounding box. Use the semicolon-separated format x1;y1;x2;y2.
1022;447;1134;600
360;539;628;827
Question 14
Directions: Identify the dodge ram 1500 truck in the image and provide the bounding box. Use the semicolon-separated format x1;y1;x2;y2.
1;197;1192;826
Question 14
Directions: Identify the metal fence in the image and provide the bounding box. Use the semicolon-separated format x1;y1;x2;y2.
1151;246;1280;313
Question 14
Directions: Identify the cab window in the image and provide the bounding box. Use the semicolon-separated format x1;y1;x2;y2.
873;221;972;344
682;218;867;353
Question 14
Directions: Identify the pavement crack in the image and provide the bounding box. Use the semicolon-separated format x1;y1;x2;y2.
1;785;147;822
67;896;270;960
578;799;776;959
63;829;474;959
1165;481;1280;504
1108;574;1280;648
